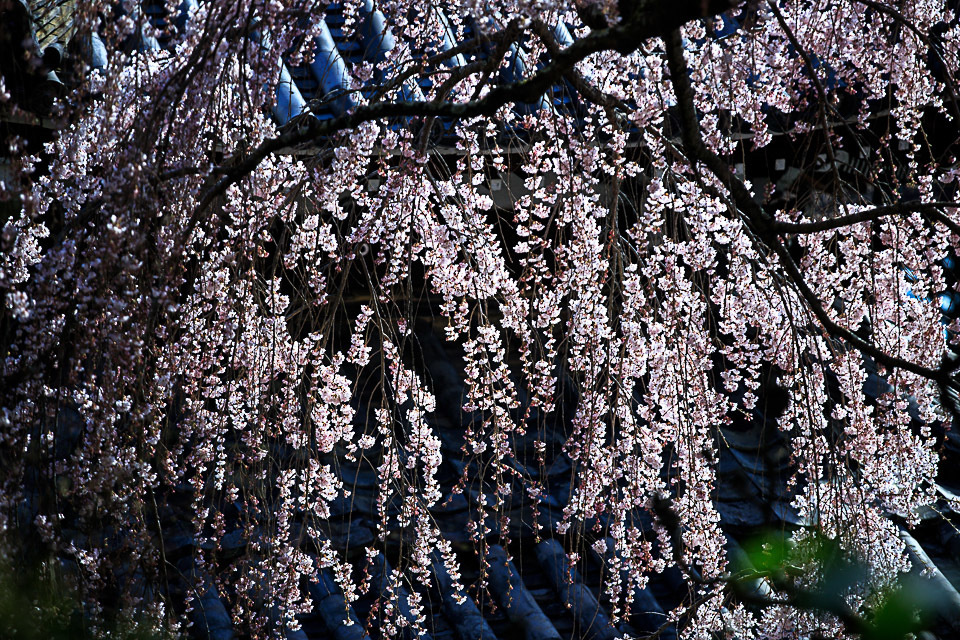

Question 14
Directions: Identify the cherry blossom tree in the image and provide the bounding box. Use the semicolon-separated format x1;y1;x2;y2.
1;0;959;637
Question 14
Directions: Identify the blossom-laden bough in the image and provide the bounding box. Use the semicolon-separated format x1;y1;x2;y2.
1;0;960;637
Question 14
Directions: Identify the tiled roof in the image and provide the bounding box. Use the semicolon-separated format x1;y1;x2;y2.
18;1;575;128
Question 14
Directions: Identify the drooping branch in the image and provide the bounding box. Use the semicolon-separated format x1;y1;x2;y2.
850;0;960;118
528;19;619;109
663;28;955;386
766;0;845;203
770;201;960;236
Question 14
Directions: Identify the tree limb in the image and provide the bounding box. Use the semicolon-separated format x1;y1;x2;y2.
771;201;960;236
190;0;739;222
663;27;955;386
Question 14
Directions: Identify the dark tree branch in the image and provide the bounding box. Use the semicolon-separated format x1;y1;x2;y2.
728;574;872;638
189;0;739;223
766;0;846;208
851;0;960;118
529;19;618;109
663;28;955;387
771;201;960;235
418;21;525;153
